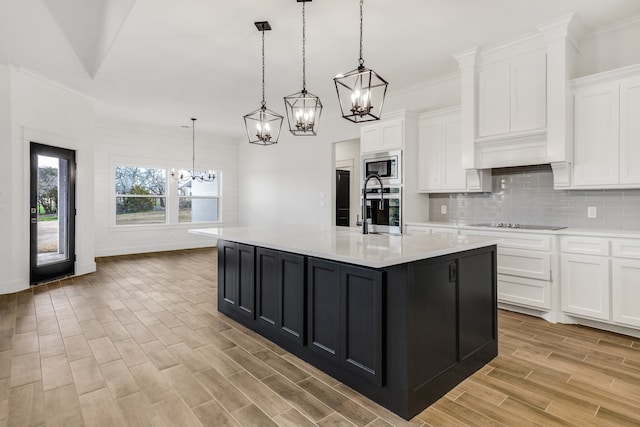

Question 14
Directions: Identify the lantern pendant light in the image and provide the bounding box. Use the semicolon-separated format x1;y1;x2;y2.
243;21;283;145
334;0;388;123
284;0;323;136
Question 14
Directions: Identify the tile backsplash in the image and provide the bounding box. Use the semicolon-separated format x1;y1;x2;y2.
428;164;640;230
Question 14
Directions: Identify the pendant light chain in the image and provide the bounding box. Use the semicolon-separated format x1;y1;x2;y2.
191;118;196;173
358;0;364;67
302;1;307;91
261;30;265;107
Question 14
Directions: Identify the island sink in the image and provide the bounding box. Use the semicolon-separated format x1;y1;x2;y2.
190;225;498;420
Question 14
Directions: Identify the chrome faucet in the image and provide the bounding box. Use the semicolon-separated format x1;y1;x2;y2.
362;173;384;234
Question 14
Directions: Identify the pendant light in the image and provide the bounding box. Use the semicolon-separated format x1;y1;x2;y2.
284;0;322;136
171;118;215;183
334;0;388;123
243;21;283;146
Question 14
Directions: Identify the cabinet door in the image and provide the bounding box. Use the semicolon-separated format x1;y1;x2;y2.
612;258;640;328
477;61;511;138
408;258;458;388
256;248;279;330
417;117;442;191
510;52;546;133
459;250;497;361
341;265;383;386
279;253;306;345
236;244;255;318
218;241;238;312
573;83;620;186
561;254;610;321
308;258;341;363
441;114;467;190
619;76;640;184
381;120;403;150
360;126;381;154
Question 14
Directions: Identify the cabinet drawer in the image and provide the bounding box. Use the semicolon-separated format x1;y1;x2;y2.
612;239;640;259
460;230;551;251
498;274;550;310
498;248;550;281
561;236;610;256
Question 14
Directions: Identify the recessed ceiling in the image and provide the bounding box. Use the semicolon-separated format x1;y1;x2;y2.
2;0;640;137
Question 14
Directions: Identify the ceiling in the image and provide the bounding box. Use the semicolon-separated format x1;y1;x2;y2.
2;0;640;137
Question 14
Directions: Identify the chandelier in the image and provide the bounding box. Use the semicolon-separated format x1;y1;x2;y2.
283;0;322;136
243;21;283;145
171;118;215;183
334;0;388;123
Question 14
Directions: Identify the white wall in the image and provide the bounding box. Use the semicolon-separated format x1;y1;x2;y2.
94;123;239;256
238;75;461;228
335;139;360;227
0;65;12;291
239;115;358;227
0;65;96;294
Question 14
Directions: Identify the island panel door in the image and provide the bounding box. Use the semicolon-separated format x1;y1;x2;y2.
279;253;306;345
408;258;458;390
458;249;497;361
236;243;256;318
308;258;341;363
218;241;238;312
256;247;279;329
341;265;383;386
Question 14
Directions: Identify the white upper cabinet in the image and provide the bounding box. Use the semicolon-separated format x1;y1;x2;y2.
477;62;511;138
360;119;403;154
510;52;547;133
573;82;620;186
417;108;489;193
572;67;640;188
477;51;547;139
620;76;640;184
455;15;580;175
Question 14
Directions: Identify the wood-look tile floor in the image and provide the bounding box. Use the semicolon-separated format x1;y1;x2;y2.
1;248;640;426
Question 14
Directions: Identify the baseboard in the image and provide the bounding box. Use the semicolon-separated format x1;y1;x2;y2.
76;262;97;276
0;279;29;295
95;240;216;258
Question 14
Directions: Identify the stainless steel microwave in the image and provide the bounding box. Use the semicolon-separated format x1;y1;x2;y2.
362;150;402;185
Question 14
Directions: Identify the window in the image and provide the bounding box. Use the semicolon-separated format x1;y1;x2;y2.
115;166;166;225
177;170;220;223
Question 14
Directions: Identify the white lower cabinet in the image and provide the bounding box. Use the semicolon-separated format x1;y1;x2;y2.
497;274;550;310
612;258;640;328
460;229;554;311
561;253;610;321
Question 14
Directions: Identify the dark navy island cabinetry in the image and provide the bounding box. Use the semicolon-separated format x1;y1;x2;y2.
215;237;498;420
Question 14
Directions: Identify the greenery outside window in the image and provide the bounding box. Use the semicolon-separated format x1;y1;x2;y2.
115;166;166;225
177;170;220;223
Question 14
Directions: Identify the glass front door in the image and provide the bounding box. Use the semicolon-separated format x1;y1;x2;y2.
30;143;76;284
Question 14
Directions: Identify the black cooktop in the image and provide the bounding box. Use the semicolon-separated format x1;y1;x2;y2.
469;223;567;231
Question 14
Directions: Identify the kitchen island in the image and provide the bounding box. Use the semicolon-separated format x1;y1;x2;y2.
190;225;498;419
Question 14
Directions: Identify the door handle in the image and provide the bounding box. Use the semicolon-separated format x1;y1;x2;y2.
31;218;37;223
449;262;457;283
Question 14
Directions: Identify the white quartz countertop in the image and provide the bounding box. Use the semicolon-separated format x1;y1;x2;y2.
189;225;498;268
